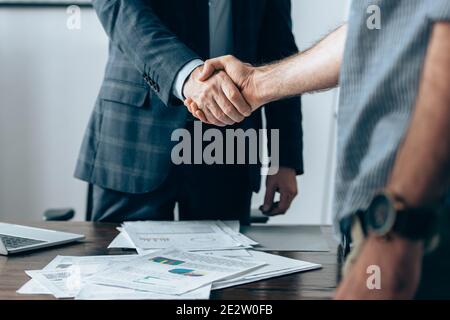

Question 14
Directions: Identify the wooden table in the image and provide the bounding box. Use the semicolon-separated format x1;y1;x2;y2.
0;222;340;300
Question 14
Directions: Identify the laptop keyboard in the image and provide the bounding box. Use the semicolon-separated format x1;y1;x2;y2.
0;234;46;250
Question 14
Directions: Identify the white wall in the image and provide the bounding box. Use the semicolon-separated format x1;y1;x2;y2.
0;7;107;221
258;0;348;225
0;1;348;224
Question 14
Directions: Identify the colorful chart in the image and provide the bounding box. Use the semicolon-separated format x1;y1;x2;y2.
150;257;185;266
169;268;205;277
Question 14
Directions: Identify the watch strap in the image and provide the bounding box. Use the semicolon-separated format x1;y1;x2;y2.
394;208;438;240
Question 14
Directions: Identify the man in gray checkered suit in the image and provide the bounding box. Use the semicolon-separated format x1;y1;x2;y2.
74;0;304;224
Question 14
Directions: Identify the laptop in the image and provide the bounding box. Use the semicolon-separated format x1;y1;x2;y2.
0;222;85;255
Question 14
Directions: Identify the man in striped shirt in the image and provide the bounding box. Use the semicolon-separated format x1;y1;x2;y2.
187;0;450;299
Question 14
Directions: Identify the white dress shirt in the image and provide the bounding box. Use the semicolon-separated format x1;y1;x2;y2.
172;0;233;101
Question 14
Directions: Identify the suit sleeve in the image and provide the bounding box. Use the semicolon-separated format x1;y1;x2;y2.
258;0;304;175
92;0;201;106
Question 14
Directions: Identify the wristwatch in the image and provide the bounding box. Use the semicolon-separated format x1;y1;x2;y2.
360;191;439;248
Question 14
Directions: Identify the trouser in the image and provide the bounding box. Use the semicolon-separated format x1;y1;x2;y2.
340;206;450;299
91;122;253;225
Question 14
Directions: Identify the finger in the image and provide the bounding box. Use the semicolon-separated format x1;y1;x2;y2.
184;98;193;112
190;103;201;120
221;79;252;118
185;99;202;121
189;101;209;123
186;103;192;114
199;58;226;81
261;184;276;213
209;96;235;125
269;191;294;216
201;104;216;124
195;110;209;123
202;103;227;127
215;85;244;124
189;100;199;114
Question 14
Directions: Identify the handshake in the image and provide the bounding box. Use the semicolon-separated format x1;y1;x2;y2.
182;55;264;127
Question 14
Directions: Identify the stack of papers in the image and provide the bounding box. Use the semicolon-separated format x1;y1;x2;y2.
213;250;321;289
17;220;322;299
18;248;263;300
120;220;257;252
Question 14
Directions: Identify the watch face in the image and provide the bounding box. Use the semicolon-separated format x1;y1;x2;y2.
367;194;396;235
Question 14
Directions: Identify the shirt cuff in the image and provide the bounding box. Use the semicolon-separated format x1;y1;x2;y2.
172;59;204;101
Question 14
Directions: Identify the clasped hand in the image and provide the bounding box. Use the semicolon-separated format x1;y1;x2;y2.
183;56;298;218
183;55;261;126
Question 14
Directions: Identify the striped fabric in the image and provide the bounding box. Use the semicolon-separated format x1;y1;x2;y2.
334;0;450;231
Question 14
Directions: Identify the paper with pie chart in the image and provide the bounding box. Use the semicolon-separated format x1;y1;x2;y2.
88;248;266;295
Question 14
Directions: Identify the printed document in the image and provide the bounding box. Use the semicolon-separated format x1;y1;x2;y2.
89;248;265;295
122;221;246;250
22;255;137;298
213;250;322;290
76;284;211;300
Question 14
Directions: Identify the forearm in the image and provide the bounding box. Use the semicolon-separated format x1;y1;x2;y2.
387;22;450;207
255;24;348;105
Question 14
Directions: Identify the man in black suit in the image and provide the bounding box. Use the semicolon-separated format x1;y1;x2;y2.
75;0;303;224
